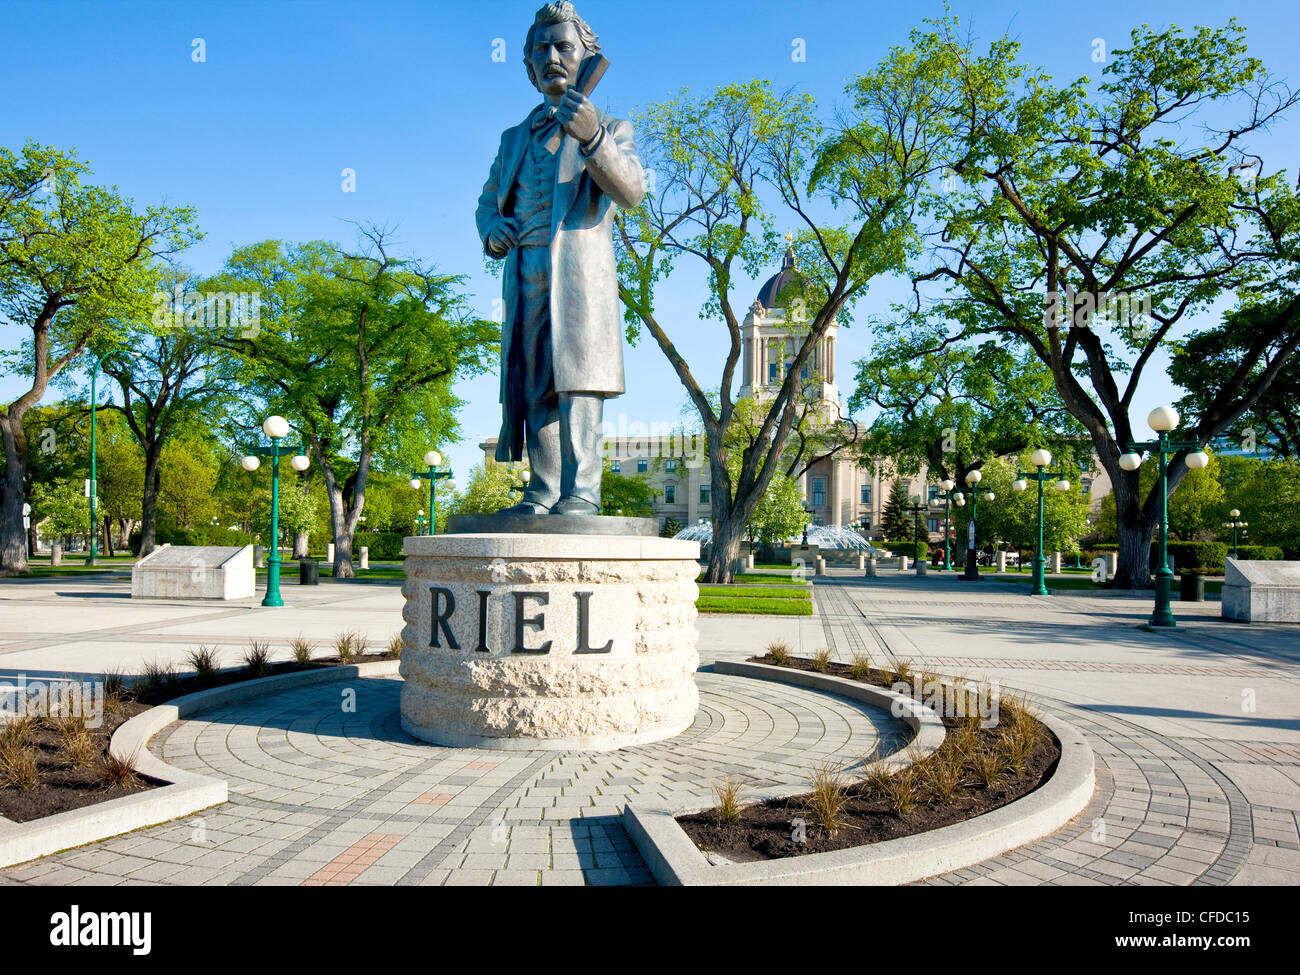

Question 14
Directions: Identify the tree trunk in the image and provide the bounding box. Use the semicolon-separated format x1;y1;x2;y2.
0;412;30;575
293;531;309;559
102;515;115;557
51;538;63;566
116;518;133;551
139;447;163;556
27;522;38;560
705;514;746;583
1111;467;1157;589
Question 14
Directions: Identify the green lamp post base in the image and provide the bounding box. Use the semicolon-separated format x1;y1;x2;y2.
1031;554;1048;596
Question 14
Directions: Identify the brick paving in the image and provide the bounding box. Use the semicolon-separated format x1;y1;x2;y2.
2;672;905;886
3;570;1297;885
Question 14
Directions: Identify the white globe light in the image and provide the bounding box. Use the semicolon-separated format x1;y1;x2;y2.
1184;450;1210;470
1230;508;1241;519
952;491;964;503
965;469;982;485
241;456;260;472
956;497;966;506
424;450;442;467
1148;405;1179;433
262;415;291;439
290;454;310;472
1012;478;1028;492
984;491;995;501
940;478;954;491
1118;452;1143;471
409;478;421;490
1031;448;1052;467
520;469;531;483
1055;479;1070;492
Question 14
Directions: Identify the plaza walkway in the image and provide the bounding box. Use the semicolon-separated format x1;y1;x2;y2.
1;569;1297;885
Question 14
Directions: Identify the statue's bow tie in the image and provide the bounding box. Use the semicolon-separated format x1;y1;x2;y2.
530;107;557;133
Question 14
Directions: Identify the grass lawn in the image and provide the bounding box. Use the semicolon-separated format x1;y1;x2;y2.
698;572;810;587
696;594;813;616
991;573;1224;594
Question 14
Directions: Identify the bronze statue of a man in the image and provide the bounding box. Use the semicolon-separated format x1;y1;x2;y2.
476;1;645;515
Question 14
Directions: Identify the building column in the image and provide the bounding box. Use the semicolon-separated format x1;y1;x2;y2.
829;459;841;527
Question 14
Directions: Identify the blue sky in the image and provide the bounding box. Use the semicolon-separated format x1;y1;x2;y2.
3;0;1297;483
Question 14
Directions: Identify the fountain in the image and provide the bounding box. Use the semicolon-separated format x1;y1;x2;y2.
674;522;893;557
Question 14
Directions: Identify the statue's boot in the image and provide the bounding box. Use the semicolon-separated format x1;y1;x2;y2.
497;500;550;515
551;496;600;515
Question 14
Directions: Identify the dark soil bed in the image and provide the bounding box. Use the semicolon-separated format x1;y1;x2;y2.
1;651;398;824
0;701;160;823
677;654;1060;861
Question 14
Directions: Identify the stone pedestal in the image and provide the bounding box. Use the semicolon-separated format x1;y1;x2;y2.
327;543;336;564
995;550;1008;573
915;560;928;576
132;544;255;599
815;556;825;576
899;556;910;571
864;557;877;578
359;546;369;570
400;531;701;750
1050;551;1063;573
1222;559;1300;623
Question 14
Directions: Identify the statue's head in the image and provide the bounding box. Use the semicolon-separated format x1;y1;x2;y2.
524;2;600;99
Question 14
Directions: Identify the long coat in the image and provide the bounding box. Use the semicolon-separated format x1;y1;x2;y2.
476;105;646;461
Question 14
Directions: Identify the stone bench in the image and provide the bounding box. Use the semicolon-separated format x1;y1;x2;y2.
1221;559;1300;623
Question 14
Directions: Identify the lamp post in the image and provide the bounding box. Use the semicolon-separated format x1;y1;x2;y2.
241;417;310;608
409;450;452;536
939;479;956;570
1117;405;1210;627
508;468;532;496
1011;449;1071;596
1224;509;1247;560
906;495;927;562
960;470;994;581
85;352;102;565
414;509;428;535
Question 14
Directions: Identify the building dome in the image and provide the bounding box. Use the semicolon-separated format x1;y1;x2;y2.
755;246;798;310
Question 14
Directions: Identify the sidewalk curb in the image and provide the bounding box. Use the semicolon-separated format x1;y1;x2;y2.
624;661;1095;885
0;659;400;868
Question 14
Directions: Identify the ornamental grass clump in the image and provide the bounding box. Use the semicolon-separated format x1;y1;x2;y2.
0;741;40;791
765;640;791;666
972;745;1006;788
810;648;832;672
57;718;97;769
849;652;872;680
386;633;405;659
290;635;316;668
242;640;272;678
805;763;849;834
882;766;920;818
185;645;221;686
711;777;745;824
98;748;143;790
334;629;366;663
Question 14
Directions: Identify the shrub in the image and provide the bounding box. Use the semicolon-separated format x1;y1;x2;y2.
386;633;405;659
353;531;404;560
887;540;929;561
805;764;849;833
334;629;366;663
849;652;872;680
1231;544;1283;561
810;648;832;672
0;742;40;790
98;749;143;790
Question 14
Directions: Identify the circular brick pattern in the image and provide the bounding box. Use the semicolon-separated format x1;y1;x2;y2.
1;672;908;887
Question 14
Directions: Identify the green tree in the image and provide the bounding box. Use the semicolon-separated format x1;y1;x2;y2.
746;471;809;546
851;329;1089;487
29;478;87;543
1097;455;1227;543
445;463;528;522
216;227;497;577
1214;456;1300;555
978;453;1092;558
600;464;657;517
880;478;913;542
0;143;199;573
618;43;956;582
911;19;1300;588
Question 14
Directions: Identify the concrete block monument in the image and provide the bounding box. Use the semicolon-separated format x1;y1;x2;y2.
1222;559;1300;623
132;545;255;600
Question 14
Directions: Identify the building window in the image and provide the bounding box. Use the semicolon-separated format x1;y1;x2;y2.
610;460;621;473
860;484;871;505
636;459;647;473
927;518;939;533
665;484;676;504
811;477;826;507
699;484;710;504
928;485;939;503
666;459;676;472
768;361;779;383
